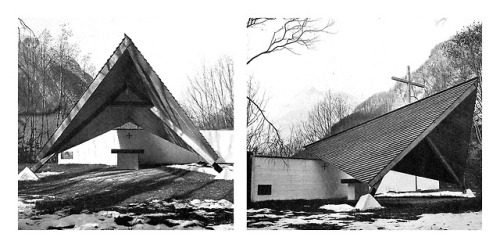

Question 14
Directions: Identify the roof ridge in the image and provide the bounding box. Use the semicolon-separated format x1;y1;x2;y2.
37;35;130;158
304;77;478;149
125;40;220;159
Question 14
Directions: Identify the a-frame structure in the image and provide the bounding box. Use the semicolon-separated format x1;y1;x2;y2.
300;78;478;191
32;35;219;172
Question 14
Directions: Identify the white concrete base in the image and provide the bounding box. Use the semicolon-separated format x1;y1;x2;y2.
464;189;475;198
116;153;139;170
376;171;439;193
18;167;39;181
215;168;233;180
347;184;356;201
355;194;382;210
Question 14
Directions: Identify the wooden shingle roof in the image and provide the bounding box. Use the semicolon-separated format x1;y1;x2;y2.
302;78;478;187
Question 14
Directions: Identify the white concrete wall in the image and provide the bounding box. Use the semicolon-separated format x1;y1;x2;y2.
116;130;201;165
251;156;354;202
58;130;119;165
59;129;201;165
58;129;234;165
200;130;234;163
376;170;440;193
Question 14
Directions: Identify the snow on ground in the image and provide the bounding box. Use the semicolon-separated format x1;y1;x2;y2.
214;168;233;180
248;207;481;230
18;196;233;230
168;163;234;180
376;190;475;198
247;208;273;214
319;204;356;212
250;212;354;230
348;212;481;230
36;171;64;178
189;199;233;209
168;163;219;175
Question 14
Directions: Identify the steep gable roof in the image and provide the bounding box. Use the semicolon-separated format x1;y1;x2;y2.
33;35;218;172
301;78;478;188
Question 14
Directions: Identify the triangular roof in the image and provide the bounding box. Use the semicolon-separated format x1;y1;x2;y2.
300;78;478;188
33;35;218;172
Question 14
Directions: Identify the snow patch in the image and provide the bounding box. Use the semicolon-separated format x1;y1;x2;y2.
247;208;273;214
36;171;64;178
169;163;234;179
169;163;219;176
189;199;233;209
319;204;356;212
215;167;233;180
376;190;475;198
208;224;234;230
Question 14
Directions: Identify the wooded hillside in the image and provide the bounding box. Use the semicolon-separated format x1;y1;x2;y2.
328;21;482;190
330;22;481;141
18;19;94;163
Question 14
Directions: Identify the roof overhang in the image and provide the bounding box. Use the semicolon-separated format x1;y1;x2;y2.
302;78;478;189
33;35;219;172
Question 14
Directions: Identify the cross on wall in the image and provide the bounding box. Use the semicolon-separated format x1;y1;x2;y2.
126;132;133;139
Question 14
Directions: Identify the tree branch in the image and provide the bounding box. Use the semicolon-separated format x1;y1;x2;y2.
247;18;335;64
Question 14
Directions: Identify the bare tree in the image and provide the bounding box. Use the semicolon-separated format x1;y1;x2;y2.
247;18;276;28
246;18;336;155
79;52;96;80
184;56;234;130
247;18;335;64
246;76;291;156
55;23;77;126
298;91;354;144
18;19;94;162
282;124;308;157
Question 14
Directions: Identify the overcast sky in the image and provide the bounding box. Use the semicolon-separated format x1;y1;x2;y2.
23;16;480;108
22;17;244;103
21;16;482;132
4;0;500;242
247;17;480;118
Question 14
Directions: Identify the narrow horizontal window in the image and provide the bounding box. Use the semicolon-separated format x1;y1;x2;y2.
61;151;73;159
257;185;272;195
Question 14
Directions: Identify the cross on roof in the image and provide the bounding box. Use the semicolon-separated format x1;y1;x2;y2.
391;66;425;104
391;66;426;191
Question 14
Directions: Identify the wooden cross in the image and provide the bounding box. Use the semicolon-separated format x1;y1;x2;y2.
391;66;425;191
322;163;327;170
391;66;425;104
126;132;133;139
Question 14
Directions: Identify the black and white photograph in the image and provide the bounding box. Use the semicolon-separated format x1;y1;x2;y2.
246;17;482;230
3;0;500;247
17;17;236;230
